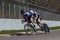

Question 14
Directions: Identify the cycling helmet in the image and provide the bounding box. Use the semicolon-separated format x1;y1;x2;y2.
30;10;34;14
20;9;25;15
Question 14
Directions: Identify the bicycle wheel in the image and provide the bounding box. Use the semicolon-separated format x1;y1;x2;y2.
42;23;50;33
24;24;33;34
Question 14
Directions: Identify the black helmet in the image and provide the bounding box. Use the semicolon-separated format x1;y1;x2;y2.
20;9;25;15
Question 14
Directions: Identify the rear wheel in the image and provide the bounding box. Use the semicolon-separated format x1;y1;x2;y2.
41;23;50;33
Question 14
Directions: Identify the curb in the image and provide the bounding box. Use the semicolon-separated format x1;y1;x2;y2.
0;29;60;36
0;34;11;37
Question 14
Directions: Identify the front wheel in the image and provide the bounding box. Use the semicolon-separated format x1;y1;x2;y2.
24;24;33;34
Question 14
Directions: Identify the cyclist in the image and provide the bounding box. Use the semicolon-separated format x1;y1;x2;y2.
33;11;43;28
20;9;36;32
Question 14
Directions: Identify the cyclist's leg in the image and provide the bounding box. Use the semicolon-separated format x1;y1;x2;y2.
29;23;36;32
28;15;36;32
36;18;43;27
36;18;44;31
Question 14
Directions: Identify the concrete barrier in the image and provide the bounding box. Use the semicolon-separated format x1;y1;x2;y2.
0;19;60;30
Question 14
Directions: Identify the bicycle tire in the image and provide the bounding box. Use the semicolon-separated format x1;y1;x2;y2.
24;24;33;34
42;23;50;33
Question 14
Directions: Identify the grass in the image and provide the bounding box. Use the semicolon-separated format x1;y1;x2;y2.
49;26;60;30
0;26;60;34
0;30;25;34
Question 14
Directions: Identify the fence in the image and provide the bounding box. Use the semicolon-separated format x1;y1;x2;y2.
0;0;60;30
0;0;60;21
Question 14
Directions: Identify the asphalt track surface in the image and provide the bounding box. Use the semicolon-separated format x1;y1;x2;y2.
0;30;60;40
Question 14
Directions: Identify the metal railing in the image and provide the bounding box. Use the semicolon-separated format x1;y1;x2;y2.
0;0;60;21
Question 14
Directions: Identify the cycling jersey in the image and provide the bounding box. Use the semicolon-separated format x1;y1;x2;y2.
24;11;33;22
33;13;42;24
33;12;42;19
33;12;38;17
38;15;42;19
24;12;32;18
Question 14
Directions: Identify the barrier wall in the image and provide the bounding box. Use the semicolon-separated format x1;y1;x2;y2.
0;19;60;30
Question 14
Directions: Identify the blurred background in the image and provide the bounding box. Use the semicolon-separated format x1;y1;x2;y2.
0;0;60;30
0;0;60;21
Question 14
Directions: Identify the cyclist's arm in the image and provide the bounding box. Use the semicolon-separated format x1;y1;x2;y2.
21;15;26;23
23;14;27;21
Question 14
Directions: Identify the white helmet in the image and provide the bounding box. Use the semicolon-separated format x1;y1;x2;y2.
30;10;34;13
